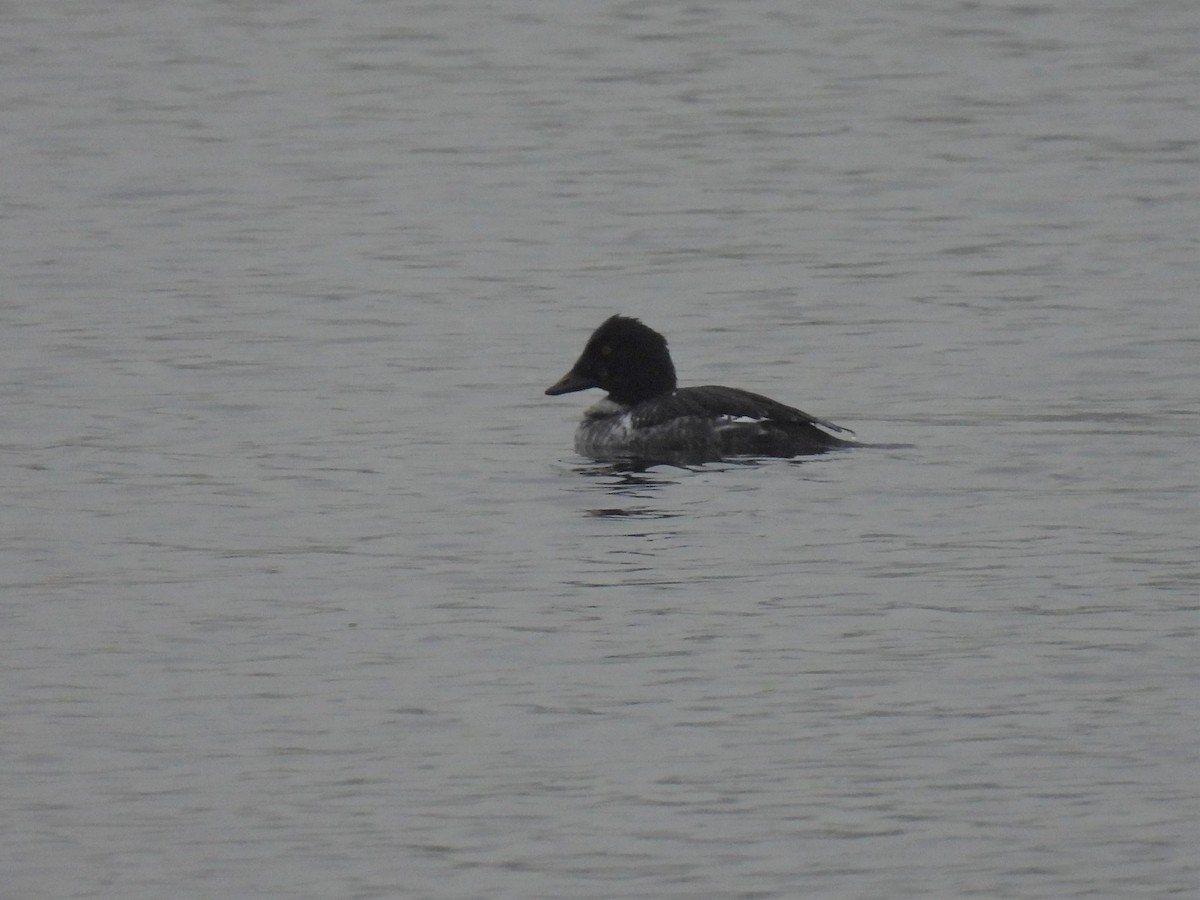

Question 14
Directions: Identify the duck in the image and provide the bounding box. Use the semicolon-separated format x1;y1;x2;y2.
545;315;856;464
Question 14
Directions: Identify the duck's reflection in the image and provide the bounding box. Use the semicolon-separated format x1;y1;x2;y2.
565;456;782;520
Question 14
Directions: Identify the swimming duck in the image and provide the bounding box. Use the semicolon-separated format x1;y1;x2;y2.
545;315;856;463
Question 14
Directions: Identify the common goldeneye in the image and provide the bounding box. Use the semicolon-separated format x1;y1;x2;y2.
545;315;856;464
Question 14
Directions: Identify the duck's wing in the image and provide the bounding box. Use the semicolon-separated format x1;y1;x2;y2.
673;385;856;438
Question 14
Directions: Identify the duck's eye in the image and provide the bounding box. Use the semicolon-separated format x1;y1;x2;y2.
600;344;612;356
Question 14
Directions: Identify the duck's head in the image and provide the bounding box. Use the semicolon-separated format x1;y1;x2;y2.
545;315;677;406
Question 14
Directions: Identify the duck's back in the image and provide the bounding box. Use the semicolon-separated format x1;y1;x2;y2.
576;385;855;463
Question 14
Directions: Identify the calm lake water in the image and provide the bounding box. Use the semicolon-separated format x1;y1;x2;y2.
2;1;1197;898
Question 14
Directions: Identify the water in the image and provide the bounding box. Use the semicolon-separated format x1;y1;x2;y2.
2;1;1197;897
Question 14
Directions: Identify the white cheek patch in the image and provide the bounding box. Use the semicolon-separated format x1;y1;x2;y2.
581;401;636;439
584;398;624;418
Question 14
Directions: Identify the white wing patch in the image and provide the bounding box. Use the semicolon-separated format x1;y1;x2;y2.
716;415;767;432
813;420;858;441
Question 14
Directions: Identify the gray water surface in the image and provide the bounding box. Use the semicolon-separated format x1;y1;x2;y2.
3;2;1197;898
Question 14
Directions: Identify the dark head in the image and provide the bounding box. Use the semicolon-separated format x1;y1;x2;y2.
545;315;677;406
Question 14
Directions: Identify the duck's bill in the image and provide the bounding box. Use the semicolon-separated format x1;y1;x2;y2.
545;368;594;395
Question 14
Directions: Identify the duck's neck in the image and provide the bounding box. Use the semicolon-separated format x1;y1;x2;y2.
607;363;676;407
